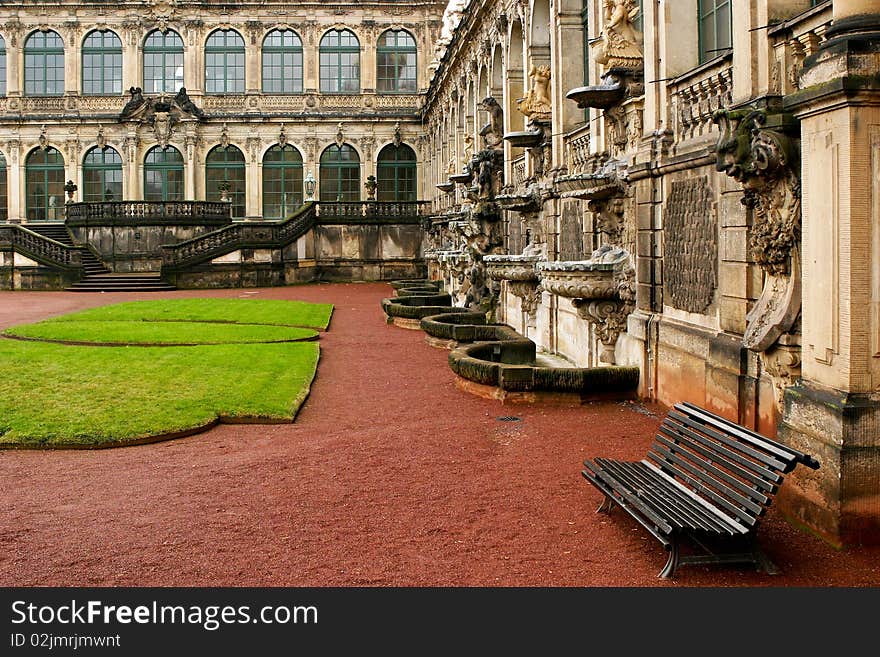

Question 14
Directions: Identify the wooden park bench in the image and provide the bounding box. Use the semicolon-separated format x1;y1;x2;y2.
581;401;820;578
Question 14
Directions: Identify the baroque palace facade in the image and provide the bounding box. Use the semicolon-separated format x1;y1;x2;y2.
1;0;878;546
0;0;445;222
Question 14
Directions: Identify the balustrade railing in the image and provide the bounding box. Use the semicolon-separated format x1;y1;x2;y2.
563;124;592;175
668;59;733;143
66;201;233;225
0;224;82;268
315;201;430;221
511;155;527;187
769;1;831;96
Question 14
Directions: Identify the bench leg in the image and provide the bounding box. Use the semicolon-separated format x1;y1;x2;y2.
596;495;616;514
753;547;780;575
658;539;679;579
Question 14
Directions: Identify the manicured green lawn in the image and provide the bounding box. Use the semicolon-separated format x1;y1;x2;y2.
0;298;330;448
44;298;334;329
4;320;317;345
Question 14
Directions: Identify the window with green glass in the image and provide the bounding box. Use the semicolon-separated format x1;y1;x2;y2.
82;30;122;95
143;30;184;94
0;36;7;97
144;146;184;201
319;29;360;93
262;144;304;219
582;0;590;86
377;29;417;93
699;0;732;63
83;146;123;202
26;147;65;221
206;145;246;218
24;31;65;96
376;144;416;201
319;144;360;201
206;29;245;94
0;152;7;221
262;29;304;94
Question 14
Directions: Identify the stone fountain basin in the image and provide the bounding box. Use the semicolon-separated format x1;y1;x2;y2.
436;181;455;192
566;80;625;110
494;191;542;212
537;251;629;300
449;171;473;184
554;173;622;198
503;130;544;148
484;254;542;283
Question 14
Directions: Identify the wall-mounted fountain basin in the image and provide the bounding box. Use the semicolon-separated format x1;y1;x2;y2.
436;181;455;193
449;171;474;184
503;130;544;148
484;254;542;284
566;75;625;110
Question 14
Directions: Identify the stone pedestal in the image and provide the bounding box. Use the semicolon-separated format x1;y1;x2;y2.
781;7;880;546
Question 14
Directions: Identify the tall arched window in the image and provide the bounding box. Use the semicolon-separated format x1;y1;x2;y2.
143;30;184;94
0;152;7;222
0;36;7;97
699;0;732;63
26;147;65;221
24;31;65;96
262;29;303;94
319;29;360;93
144;146;184;201
376;144;417;202
262;145;303;219
377;29;417;93
320;144;360;202
83;147;123;202
206;145;246;218
82;30;123;95
205;29;245;94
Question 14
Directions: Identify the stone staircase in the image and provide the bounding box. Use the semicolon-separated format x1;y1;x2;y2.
26;222;176;292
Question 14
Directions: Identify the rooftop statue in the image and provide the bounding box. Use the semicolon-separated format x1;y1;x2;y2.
595;0;643;71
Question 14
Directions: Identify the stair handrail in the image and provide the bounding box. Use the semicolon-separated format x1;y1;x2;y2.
160;202;317;269
0;224;83;269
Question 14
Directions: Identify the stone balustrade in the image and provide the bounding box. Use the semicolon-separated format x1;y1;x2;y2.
668;61;733;144
768;1;832;96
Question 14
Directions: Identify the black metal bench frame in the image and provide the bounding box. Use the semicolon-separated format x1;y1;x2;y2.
581;402;820;578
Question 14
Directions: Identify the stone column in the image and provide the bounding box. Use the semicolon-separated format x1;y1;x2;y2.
553;8;586;167
780;3;880;546
7;142;22;222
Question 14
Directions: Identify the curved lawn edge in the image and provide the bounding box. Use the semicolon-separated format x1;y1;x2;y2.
0;378;316;450
1;333;320;348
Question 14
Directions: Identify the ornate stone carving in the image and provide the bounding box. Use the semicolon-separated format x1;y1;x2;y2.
761;336;801;412
478;97;504;149
516;65;552;121
589;195;626;246
663;176;718;314
38;126;49;151
594;0;643;71
714;108;801;352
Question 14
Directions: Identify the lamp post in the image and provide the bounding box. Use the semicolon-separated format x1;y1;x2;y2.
304;171;316;201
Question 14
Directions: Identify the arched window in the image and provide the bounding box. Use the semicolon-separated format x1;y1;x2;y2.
0;36;7;97
206;145;246;218
319;29;360;93
143;30;184;94
24;31;64;96
26;147;65;221
262;145;303;219
0;152;7;222
262;29;303;94
699;0;731;63
377;29;417;93
83;147;123;202
376;144;417;202
144;146;184;201
319;144;360;202
205;29;245;94
82;30;123;95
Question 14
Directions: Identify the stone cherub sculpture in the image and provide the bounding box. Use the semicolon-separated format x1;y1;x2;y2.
478;97;504;149
595;0;643;70
516;65;552;120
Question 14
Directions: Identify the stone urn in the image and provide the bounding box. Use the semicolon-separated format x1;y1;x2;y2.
537;246;635;363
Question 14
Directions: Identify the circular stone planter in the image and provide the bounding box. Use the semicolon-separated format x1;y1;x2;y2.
381;293;458;329
419;312;522;349
388;279;442;291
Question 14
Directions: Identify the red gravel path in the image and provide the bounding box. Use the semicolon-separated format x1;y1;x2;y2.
1;283;879;587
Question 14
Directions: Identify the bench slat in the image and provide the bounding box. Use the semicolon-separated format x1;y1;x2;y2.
678;402;820;470
666;411;789;473
582;459;674;536
595;459;703;531
656;425;777;493
642;461;754;533
648;444;766;516
654;434;771;504
597;459;733;534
